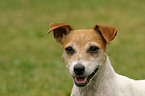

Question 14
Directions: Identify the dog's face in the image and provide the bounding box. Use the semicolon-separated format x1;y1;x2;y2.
62;29;107;87
48;23;117;87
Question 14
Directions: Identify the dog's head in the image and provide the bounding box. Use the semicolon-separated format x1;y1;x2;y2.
48;23;117;87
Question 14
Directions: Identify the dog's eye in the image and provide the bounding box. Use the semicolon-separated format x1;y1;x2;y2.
88;46;99;53
65;47;75;54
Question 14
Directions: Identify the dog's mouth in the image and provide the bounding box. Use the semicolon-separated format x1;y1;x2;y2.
73;68;99;87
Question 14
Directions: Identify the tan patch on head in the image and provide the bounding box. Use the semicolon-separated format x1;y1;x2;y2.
63;29;107;52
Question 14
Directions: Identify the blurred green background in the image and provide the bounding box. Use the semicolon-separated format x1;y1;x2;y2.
0;0;145;96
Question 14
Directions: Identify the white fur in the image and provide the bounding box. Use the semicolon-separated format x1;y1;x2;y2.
71;56;145;96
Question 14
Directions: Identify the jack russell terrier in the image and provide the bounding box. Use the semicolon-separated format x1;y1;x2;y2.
47;23;145;96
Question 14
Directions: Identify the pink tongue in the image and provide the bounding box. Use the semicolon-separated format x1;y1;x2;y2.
75;77;87;84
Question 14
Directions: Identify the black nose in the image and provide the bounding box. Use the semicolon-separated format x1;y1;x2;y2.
74;64;85;75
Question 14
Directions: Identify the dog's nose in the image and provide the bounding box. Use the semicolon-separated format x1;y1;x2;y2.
74;64;85;75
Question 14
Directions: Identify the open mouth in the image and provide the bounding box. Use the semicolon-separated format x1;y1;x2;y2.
73;68;99;87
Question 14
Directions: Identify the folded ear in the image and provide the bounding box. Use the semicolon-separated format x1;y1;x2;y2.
93;24;117;44
47;23;73;44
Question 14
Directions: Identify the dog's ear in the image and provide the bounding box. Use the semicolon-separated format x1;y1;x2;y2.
47;23;73;44
93;24;117;44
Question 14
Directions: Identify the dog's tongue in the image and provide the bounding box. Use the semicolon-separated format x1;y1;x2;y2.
75;77;87;84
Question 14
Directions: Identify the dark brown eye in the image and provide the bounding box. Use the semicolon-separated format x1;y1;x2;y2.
88;46;99;53
65;47;75;54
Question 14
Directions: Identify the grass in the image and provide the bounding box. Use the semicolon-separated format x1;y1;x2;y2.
0;0;145;95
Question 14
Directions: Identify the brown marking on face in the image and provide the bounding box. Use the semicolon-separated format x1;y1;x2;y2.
62;29;107;63
63;29;107;51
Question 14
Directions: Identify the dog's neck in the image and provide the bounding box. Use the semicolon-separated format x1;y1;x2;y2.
71;56;117;96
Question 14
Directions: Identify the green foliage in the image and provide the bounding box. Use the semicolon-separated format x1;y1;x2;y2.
0;0;145;95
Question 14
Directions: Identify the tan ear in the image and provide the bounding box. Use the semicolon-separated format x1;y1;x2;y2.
47;23;73;44
93;24;117;44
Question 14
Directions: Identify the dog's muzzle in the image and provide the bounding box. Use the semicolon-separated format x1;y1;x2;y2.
73;67;99;87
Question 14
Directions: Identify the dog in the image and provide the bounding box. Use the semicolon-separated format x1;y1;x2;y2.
47;23;145;96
